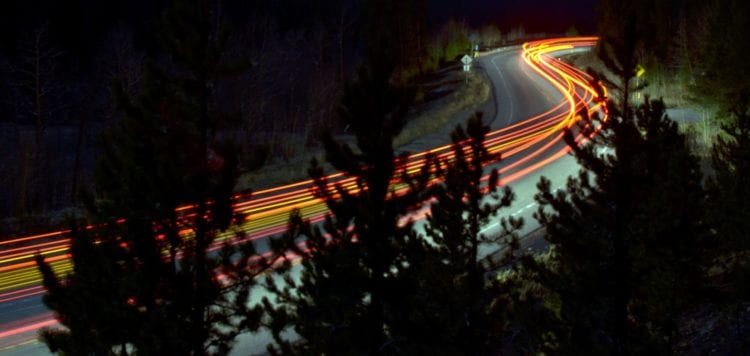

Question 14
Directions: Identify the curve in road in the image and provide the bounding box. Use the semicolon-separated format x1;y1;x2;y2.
0;37;604;353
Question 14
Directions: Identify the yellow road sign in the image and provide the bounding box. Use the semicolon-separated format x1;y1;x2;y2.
636;64;645;78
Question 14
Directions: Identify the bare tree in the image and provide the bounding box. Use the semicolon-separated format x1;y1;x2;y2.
13;24;64;140
68;25;145;202
506;25;526;43
9;24;65;216
98;25;144;106
479;24;502;47
335;0;360;81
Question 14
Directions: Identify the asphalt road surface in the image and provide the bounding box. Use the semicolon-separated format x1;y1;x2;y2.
230;41;598;355
0;38;598;355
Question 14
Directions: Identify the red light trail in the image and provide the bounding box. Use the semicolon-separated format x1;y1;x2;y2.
0;37;605;347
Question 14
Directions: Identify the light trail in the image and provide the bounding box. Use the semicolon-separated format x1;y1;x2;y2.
0;37;606;346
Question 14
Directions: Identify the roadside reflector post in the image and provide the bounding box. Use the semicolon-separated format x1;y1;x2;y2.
462;54;473;84
635;64;645;106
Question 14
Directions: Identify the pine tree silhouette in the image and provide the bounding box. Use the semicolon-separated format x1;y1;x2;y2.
259;42;447;352
522;5;710;353
35;1;267;354
392;112;522;354
707;101;750;351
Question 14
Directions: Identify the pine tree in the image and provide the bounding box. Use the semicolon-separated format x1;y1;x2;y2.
691;0;750;117
707;96;750;351
522;6;709;353
261;50;434;354
680;0;750;350
393;112;522;355
35;0;266;354
35;220;139;354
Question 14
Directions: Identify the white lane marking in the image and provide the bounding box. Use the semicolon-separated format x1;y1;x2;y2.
478;182;569;233
481;222;499;233
490;55;515;126
481;204;534;233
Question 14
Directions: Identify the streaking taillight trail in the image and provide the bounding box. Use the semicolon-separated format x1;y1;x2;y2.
0;37;606;345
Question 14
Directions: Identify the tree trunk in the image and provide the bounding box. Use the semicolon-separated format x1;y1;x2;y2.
71;116;86;202
16;139;31;218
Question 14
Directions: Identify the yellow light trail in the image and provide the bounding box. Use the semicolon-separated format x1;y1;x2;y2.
0;37;607;344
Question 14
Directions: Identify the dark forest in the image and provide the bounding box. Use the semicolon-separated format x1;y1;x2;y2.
0;0;748;354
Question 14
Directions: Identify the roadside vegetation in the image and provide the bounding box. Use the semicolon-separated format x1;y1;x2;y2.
0;0;505;239
16;0;750;354
567;0;748;160
236;67;490;192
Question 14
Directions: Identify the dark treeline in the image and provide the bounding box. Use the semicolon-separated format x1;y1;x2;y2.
0;0;513;236
597;0;750;114
0;0;375;231
0;0;356;229
25;0;750;354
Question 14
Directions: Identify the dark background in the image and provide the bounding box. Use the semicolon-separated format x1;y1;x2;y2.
0;0;597;233
0;0;597;57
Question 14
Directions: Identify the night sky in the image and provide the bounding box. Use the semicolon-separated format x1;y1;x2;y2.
0;0;599;62
429;0;598;33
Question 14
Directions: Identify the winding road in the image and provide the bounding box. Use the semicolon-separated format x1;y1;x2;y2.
0;37;603;355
